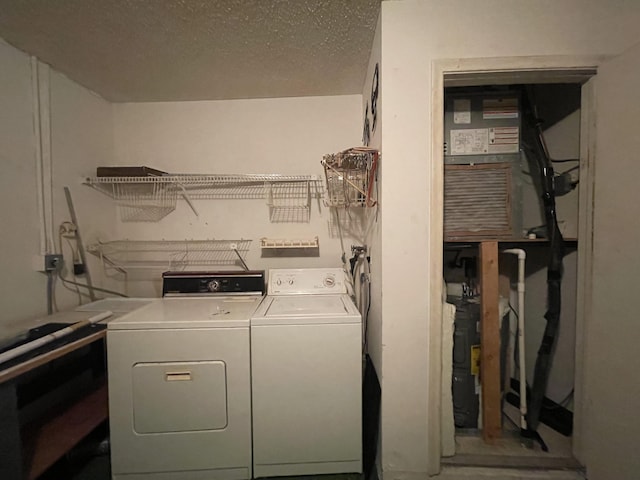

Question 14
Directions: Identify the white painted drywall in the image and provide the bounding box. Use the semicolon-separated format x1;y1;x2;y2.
0;41;46;329
111;95;362;296
0;39;115;337
378;1;640;478
362;10;383;378
586;42;640;480
361;11;383;478
49;68;116;309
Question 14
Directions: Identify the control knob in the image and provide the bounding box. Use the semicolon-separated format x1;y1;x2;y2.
207;280;221;292
323;275;336;287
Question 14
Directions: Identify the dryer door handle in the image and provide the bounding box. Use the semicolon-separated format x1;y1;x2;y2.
165;371;192;381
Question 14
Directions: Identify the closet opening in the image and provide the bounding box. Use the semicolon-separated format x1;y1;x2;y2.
438;73;592;471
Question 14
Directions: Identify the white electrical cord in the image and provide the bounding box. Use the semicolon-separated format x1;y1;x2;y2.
352;251;371;354
58;222;83;304
333;207;357;297
55;221;128;300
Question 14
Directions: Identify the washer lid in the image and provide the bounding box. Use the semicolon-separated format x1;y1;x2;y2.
108;296;263;330
265;296;349;316
252;294;361;325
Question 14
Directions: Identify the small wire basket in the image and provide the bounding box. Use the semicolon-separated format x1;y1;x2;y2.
321;148;378;207
266;181;312;222
112;181;178;222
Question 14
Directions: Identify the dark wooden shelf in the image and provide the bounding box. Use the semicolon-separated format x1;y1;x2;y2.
444;238;578;252
0;322;107;480
445;237;578;244
22;381;108;480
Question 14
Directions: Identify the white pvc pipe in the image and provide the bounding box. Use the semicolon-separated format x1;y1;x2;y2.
0;311;113;365
38;62;55;254
31;57;55;255
503;248;527;429
31;57;46;256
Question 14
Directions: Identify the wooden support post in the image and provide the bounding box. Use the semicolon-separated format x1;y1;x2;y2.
480;241;501;442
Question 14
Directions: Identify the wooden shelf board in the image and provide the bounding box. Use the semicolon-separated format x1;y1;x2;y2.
22;381;108;480
445;237;578;244
479;241;502;443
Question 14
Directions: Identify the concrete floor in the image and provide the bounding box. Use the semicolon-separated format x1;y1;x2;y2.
35;410;584;480
436;466;585;479
437;403;584;479
41;455;585;480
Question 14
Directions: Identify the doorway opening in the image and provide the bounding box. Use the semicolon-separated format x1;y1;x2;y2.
431;63;597;473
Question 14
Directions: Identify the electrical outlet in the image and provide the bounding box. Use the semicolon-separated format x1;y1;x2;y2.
44;254;63;271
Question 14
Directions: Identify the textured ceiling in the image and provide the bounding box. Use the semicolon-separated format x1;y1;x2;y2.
0;0;380;102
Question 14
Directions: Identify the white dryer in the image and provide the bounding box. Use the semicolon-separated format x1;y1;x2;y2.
108;271;265;480
251;268;362;478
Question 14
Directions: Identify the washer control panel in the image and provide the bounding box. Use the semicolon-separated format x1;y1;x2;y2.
268;268;346;295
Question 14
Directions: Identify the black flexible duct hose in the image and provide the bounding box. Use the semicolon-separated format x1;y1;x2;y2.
521;86;565;436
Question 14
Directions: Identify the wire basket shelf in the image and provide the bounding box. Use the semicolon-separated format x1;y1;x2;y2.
84;174;324;222
112;182;178;222
87;239;252;272
321;148;379;208
266;181;313;223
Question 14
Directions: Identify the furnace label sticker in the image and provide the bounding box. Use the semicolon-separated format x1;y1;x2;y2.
450;128;489;155
483;98;519;119
453;99;471;124
488;126;519;153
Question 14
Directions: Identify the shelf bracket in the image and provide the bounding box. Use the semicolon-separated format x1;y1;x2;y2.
177;183;198;217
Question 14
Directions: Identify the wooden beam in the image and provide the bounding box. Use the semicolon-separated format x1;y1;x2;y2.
479;241;501;442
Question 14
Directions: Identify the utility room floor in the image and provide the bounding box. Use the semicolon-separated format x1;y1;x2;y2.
442;403;581;471
39;405;584;480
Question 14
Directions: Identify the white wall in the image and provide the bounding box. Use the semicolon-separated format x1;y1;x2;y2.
361;11;383;477
378;1;640;478
111;95;362;295
0;41;46;330
588;42;640;480
0;40;114;337
49;67;116;310
362;11;383;379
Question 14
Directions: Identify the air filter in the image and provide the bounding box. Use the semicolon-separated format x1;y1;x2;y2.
444;163;514;240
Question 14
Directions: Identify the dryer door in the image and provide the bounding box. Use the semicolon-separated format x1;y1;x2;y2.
108;327;251;477
132;360;227;433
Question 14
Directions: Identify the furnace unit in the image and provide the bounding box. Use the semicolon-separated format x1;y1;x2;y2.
444;91;524;240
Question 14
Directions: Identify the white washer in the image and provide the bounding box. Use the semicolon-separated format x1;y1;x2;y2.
251;268;362;478
108;275;264;480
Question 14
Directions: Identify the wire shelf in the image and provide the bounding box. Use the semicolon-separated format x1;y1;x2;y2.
260;237;320;258
84;174;324;221
266;181;313;223
261;237;319;249
321;148;378;208
87;239;252;272
113;182;178;221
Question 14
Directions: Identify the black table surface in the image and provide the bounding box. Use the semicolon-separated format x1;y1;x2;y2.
0;323;106;373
